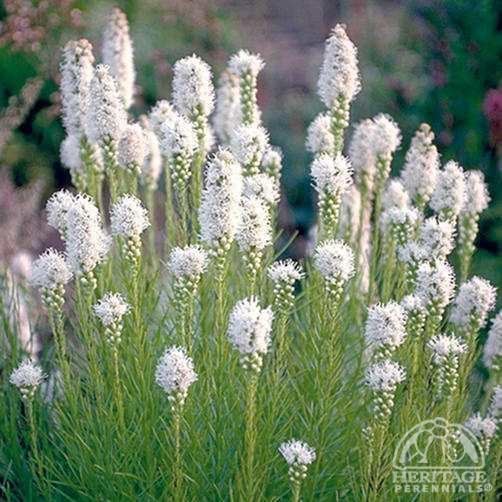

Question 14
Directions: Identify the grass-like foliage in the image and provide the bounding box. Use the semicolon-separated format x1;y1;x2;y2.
1;8;500;502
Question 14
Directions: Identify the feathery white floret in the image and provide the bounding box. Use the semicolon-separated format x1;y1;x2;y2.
172;55;215;117
93;292;129;326
365;360;406;392
228;50;264;77
349;119;377;190
415;261;455;308
227;297;273;355
400;294;425;314
213;71;241;144
60;39;95;136
380;206;420;232
306;113;335;156
430;160;466;218
400;124;439;204
427;334;466;364
311;153;353;196
46;189;76;236
396;241;428;266
364;302;407;351
317;24;361;107
465;414;497;439
230;123;268;166
261;147;283;179
279;440;316;466
102;7;135;108
110;194;150;238
60;134;83;173
86;64;127;144
30;249;72;290
117;123;147;171
199;149;243;249
148;100;176;138
155;346;197;395
268;260;304;284
449;277;497;330
168;246;208;279
236;196;272;251
371;114;401;158
483;311;502;369
383;179;410;210
243;173;280;205
313;239;355;283
419;217;456;260
65;194;110;274
159;111;197;158
10;359;45;391
462;170;490;215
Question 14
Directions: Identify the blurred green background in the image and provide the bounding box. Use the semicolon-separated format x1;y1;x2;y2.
0;0;501;289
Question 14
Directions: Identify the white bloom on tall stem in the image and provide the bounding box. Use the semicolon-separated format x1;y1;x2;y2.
213;70;240;144
102;7;135;109
313;239;355;301
418;216;456;261
415;260;455;313
148;100;176;139
227;297;273;372
117;123;147;175
400;123;440;209
30;248;72;310
382;179;410;210
429;160;466;222
365;359;405;422
464;414;497;454
380;206;420;248
10;359;45;399
140;128;162;190
339;185;361;244
236;196;272;282
93;292;129;346
60;39;94;136
427;334;466;400
261;147;283;186
279;439;316;498
268;260;304;313
364;302;407;359
46;189;76;238
483;311;502;372
449;277;496;336
85;64;127;170
65;194;110;287
110;194;150;267
349;119;377;196
458;170;490;281
311;153;353;237
306;113;335;157
231;123;268;176
228;50;264;126
199;149;242;262
155;346;197;408
243;173;280;206
401;294;426;337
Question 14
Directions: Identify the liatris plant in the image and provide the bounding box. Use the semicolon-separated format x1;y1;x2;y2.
279;440;316;502
2;11;501;502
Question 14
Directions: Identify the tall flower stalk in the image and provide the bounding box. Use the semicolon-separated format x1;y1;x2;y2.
279;440;316;502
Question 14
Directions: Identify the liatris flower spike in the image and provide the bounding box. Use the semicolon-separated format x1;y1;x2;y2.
46;189;75;239
10;359;45;400
93;293;130;348
313;239;355;303
140;127;162;191
311;153;353;238
364;302;407;360
382;179;410;210
279;440;316;500
227;297;273;372
30;248;72;311
458;170;490;280
155;346;197;410
400;294;426;338
228;50;264;126
117;123;147;176
231;123;268;176
449;276;496;339
317;24;360;154
427;334;466;401
429;160;466;222
483;311;502;374
110;194;150;269
400;123;439;210
268;260;304;314
243;173;280;207
306;113;335;157
102;7;135;109
261;147;283;187
213;70;240;145
464;414;498;455
371;114;401;190
349;119;377;198
489;386;502;418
